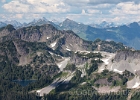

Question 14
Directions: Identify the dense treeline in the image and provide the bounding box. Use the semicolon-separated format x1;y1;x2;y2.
0;78;41;100
0;40;59;100
46;83;129;100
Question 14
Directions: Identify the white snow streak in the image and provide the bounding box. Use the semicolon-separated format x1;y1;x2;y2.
114;69;123;74
132;82;140;88
50;42;57;47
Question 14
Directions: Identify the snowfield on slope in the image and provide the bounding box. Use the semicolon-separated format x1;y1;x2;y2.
50;41;57;47
97;51;115;73
57;57;70;71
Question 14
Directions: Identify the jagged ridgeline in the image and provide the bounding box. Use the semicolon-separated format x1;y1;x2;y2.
0;24;127;52
59;19;140;50
0;24;128;80
0;24;131;100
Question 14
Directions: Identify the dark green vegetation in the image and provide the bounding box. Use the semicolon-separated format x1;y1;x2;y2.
92;70;134;87
46;87;129;100
0;40;59;80
0;79;40;100
64;63;76;71
45;69;131;100
0;40;61;100
76;51;102;59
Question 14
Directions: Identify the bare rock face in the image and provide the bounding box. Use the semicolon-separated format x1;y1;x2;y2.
0;24;127;54
111;50;140;74
12;26;41;42
63;30;92;51
114;50;140;62
0;24;93;52
95;78;112;86
70;53;88;65
0;24;15;39
13;40;29;55
0;29;11;38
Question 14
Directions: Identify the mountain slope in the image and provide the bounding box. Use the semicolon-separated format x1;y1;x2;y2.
0;24;127;53
0;23;139;100
59;19;140;50
0;39;61;80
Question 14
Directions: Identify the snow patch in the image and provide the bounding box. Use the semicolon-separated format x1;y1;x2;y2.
114;69;123;74
37;90;41;93
66;46;71;51
102;58;109;65
132;82;140;88
66;48;71;51
101;69;105;71
50;41;57;47
57;63;62;68
46;37;49;39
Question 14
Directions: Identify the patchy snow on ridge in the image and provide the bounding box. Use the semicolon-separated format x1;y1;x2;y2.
127;76;140;89
66;46;71;51
102;54;115;65
66;48;71;51
132;82;140;88
50;41;57;47
97;51;115;73
113;69;123;74
102;58;109;65
37;90;41;93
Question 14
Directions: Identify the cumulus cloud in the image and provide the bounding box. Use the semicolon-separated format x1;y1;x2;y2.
110;2;140;15
1;0;140;24
3;0;70;13
3;1;30;13
89;0;130;4
64;0;140;5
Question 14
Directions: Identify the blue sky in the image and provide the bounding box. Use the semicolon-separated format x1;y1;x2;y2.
0;0;140;24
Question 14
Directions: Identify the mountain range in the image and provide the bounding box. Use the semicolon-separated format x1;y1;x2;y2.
0;21;140;100
1;18;140;50
59;19;140;50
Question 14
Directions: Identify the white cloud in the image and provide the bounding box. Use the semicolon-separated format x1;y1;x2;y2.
110;2;140;15
1;0;140;24
64;0;89;6
3;0;70;13
3;1;30;13
64;0;140;6
89;0;140;5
